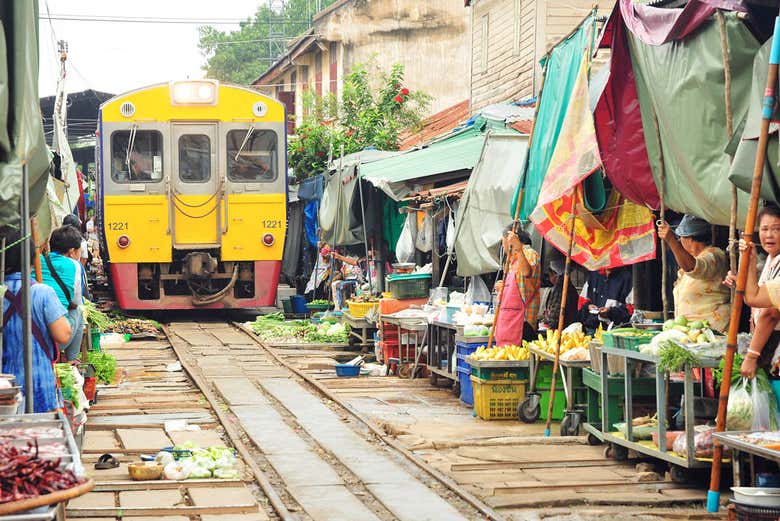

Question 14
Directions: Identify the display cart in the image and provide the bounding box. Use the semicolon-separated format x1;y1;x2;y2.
520;345;590;435
426;320;459;388
714;432;780;487
0;412;93;518
380;314;428;376
589;346;723;483
340;311;377;350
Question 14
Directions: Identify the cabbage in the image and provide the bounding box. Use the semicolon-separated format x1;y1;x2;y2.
155;451;175;466
213;467;240;479
189;464;212;479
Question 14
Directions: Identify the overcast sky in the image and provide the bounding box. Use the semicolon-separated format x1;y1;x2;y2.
38;0;263;97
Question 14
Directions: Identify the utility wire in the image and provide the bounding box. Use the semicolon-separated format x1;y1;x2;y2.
39;14;312;25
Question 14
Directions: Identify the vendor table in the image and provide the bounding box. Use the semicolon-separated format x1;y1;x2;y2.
426;320;458;384
341;312;377;350
381;314;428;374
586;346;721;479
714;432;780;488
522;345;590;434
0;412;92;519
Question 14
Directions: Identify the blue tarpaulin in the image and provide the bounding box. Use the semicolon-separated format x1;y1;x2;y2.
304;200;319;247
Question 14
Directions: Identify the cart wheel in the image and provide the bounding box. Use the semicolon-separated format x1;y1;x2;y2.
603;445;613;459
587;432;602;446
612;443;629;461
429;373;438;386
560;411;582;436
518;394;541;423
669;465;688;484
452;381;461;397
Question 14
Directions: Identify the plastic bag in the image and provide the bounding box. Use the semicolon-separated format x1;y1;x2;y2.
445;210;456;253
415;212;433;253
726;378;753;431
465;276;491;304
752;378;773;431
396;213;417;263
562;322;583;335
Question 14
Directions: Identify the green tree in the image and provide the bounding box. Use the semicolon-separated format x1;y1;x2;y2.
198;1;338;85
289;62;432;179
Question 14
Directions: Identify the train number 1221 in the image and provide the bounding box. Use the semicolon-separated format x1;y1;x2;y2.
108;222;129;231
262;219;282;228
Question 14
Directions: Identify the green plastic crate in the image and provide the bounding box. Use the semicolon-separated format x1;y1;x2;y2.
386;273;431;299
471;365;528;381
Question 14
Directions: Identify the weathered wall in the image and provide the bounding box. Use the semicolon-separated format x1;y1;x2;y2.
316;0;470;114
468;0;614;115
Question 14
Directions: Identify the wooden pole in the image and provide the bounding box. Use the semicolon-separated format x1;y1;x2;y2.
31;217;42;283
707;15;780;513
544;216;577;437
651;111;669;320
486;66;549;351
716;11;738;293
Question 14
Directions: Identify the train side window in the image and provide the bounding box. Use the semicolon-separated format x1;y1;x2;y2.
226;129;277;182
178;134;211;183
111;130;163;183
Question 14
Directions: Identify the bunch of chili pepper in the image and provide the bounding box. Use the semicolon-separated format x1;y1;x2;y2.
0;441;84;503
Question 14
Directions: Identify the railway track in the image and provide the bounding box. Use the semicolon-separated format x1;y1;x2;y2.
164;321;496;521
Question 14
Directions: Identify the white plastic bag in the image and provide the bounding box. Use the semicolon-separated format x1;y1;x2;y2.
445;210;456;252
396;213;417;263
465;276;491;304
726;378;753;431
415;212;433;252
751;379;773;431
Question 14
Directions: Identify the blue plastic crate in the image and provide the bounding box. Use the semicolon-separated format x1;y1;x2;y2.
458;366;474;406
335;364;361;377
456;341;486;372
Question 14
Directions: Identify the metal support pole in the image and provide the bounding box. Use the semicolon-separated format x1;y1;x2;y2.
21;163;33;413
0;237;5;364
357;167;373;295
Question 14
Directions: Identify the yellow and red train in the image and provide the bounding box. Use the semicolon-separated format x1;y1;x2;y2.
96;80;287;310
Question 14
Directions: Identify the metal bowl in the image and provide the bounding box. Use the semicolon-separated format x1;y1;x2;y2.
732;487;780;507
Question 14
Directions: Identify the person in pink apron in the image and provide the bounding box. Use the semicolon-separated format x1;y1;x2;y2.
493;227;541;346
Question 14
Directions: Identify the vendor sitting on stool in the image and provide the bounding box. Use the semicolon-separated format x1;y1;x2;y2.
658;214;730;332
577;267;632;333
493;225;540;345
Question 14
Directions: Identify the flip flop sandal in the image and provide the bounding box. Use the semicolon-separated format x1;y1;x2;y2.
94;453;120;470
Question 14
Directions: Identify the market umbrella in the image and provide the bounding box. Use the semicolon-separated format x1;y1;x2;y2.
707;15;780;513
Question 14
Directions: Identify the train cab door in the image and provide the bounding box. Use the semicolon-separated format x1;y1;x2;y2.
170;123;220;248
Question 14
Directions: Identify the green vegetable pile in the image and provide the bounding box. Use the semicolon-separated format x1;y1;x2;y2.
309;299;330;306
715;353;773;394
81;300;114;330
166;442;240;480
55;364;79;409
250;313;349;343
657;341;701;373
85;350;117;384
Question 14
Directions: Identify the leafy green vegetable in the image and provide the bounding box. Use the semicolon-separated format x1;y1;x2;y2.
309;299;330;306
657;341;701;373
715;353;772;394
81;300;114;330
55;364;79;409
85;350;117;384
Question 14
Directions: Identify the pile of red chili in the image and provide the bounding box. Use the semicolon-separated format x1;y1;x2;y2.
0;442;84;504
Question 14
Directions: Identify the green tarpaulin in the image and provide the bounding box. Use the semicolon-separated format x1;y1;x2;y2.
629;13;759;226
456;132;529;276
509;17;593;222
729;38;780;204
0;1;51;229
360;127;487;200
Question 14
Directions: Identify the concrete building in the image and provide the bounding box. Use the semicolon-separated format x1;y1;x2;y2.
466;0;614;114
253;0;470;130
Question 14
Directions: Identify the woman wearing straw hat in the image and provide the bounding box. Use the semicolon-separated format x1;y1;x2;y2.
657;214;730;332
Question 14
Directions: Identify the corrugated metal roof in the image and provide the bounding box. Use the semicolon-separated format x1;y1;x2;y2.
398;100;470;150
360;127;486;186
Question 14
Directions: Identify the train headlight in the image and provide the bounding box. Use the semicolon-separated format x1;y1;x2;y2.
117;235;131;248
262;233;275;247
170;80;218;105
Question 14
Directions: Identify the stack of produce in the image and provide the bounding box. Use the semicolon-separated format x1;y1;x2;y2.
661;316;718;344
103;316;162;336
55;364;80;409
470;344;530;361
0;442;85;503
85;351;117;384
524;329;591;355
250;313;349;343
81;300;113;331
155;443;240;480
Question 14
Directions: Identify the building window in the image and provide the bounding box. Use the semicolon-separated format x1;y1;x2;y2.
513;0;522;56
480;14;489;73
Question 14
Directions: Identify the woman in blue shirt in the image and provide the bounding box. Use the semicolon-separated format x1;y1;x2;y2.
2;231;71;413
